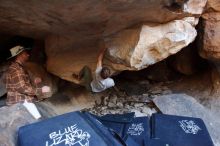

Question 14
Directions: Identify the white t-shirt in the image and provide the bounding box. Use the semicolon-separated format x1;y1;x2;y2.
90;67;115;92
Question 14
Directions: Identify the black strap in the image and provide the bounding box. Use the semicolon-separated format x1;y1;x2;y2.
109;128;127;146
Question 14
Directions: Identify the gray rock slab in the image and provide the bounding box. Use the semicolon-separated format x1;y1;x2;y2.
153;94;220;146
0;104;37;146
0;74;6;97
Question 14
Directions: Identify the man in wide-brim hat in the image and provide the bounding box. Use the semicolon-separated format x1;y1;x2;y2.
5;45;50;105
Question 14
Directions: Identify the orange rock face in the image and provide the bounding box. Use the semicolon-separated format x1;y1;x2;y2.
0;0;207;83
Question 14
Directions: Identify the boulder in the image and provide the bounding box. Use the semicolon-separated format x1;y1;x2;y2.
106;19;197;70
0;104;36;146
0;0;209;87
45;36;99;83
0;0;207;84
183;0;207;14
46;19;197;83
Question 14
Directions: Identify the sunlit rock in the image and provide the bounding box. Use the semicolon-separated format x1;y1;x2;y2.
106;19;197;71
183;0;207;14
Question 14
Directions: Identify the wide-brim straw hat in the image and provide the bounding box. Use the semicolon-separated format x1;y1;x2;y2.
7;46;29;59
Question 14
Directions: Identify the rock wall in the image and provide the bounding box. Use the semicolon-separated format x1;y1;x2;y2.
199;14;220;61
199;0;220;61
0;0;207;39
195;0;220;96
45;36;99;83
0;0;208;84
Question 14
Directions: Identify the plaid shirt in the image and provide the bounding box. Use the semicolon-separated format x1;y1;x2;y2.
5;61;41;105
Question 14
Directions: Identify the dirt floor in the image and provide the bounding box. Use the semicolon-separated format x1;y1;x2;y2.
32;66;220;120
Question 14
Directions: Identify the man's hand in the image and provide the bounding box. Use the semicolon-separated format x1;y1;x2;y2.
42;86;51;93
34;77;42;84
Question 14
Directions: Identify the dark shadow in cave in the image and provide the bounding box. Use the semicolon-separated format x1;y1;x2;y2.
0;35;35;62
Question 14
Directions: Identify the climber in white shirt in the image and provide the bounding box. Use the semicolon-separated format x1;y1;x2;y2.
90;47;115;92
72;46;115;92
